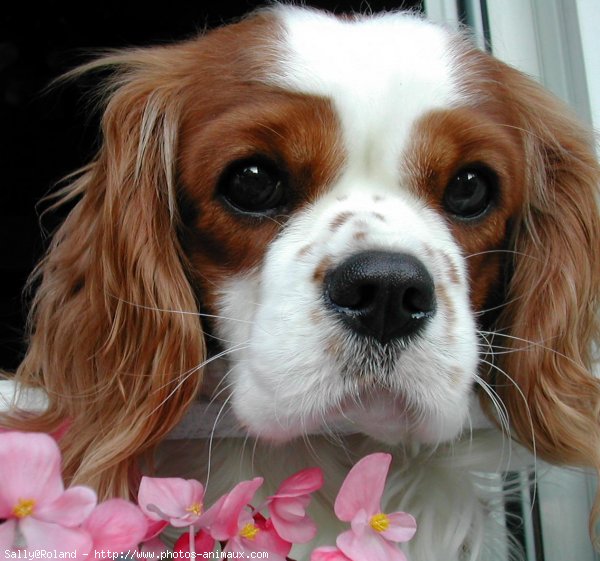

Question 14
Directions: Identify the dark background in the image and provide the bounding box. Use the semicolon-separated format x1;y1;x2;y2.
0;1;422;369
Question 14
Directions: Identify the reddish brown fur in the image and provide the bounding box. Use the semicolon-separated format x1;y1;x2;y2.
457;44;600;538
329;211;355;231
404;106;525;310
313;256;334;285
179;91;343;312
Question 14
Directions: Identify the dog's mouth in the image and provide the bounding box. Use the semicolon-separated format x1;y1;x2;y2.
199;341;474;444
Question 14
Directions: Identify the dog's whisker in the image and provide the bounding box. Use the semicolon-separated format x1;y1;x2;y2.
465;249;540;261
150;341;249;395
250;431;261;476
477;334;512;428
478;329;583;369
476;339;522;353
206;380;235;412
479;359;538;478
300;422;321;467
238;431;253;481
206;373;235;408
147;348;247;421
475;332;515;471
108;293;255;324
473;374;511;467
204;392;234;491
473;295;526;317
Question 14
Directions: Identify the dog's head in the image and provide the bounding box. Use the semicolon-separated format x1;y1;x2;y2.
8;6;599;503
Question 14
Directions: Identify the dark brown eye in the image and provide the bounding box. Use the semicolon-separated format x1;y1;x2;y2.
443;166;497;220
219;158;287;214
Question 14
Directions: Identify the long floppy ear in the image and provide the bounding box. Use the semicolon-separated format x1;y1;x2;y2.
3;47;205;499
491;63;600;533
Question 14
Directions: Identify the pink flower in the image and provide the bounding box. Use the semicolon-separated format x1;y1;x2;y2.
174;529;215;555
0;431;96;553
142;516;168;542
138;476;205;528
311;546;353;561
49;420;72;442
333;453;416;561
83;499;147;553
266;467;323;543
140;537;168;554
202;478;291;560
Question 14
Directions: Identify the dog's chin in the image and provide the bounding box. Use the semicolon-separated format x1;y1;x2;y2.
234;388;468;447
331;391;469;446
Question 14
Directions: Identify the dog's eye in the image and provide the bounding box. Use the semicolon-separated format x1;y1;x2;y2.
443;166;496;220
219;159;286;214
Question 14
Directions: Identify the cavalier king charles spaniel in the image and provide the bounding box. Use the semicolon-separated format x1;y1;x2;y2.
2;5;599;560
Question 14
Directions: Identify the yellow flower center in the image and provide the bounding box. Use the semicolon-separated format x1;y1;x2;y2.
370;513;390;533
240;523;260;540
186;502;203;516
12;499;36;519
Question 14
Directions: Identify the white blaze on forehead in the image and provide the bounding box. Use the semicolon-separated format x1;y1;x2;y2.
270;7;461;179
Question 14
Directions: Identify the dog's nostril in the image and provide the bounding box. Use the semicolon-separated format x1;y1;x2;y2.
325;251;436;344
403;286;433;317
337;283;379;310
357;284;379;309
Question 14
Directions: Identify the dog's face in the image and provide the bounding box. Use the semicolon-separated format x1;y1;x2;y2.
177;9;526;444
12;6;599;500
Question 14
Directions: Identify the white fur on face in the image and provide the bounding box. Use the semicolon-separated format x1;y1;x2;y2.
215;8;479;446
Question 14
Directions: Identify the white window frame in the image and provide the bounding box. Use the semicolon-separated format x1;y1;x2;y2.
424;1;599;560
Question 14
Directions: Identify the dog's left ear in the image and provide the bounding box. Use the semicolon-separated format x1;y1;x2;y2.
486;59;600;532
6;46;208;499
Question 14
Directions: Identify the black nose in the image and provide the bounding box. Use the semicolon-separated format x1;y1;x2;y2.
324;251;436;344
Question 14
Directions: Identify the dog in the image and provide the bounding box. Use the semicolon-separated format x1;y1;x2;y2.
2;5;599;560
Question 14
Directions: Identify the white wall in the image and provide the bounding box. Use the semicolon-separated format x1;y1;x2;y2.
576;0;600;131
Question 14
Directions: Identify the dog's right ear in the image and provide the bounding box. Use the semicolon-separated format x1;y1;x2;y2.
4;45;208;499
474;55;600;541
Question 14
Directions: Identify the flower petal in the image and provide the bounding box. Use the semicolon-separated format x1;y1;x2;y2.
334;453;391;521
267;494;316;543
0;432;64;513
201;477;263;541
174;530;215;555
138;477;204;526
143;516;168;541
337;527;407;561
225;535;288;561
349;509;369;536
49;420;72;442
35;486;97;527
251;519;292;557
20;517;92;555
276;495;311;519
270;497;317;543
311;546;353;561
0;519;17;548
140;537;168;554
272;467;324;498
381;512;417;543
83;499;147;552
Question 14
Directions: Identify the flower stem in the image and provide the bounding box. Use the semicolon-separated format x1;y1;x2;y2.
189;525;195;554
